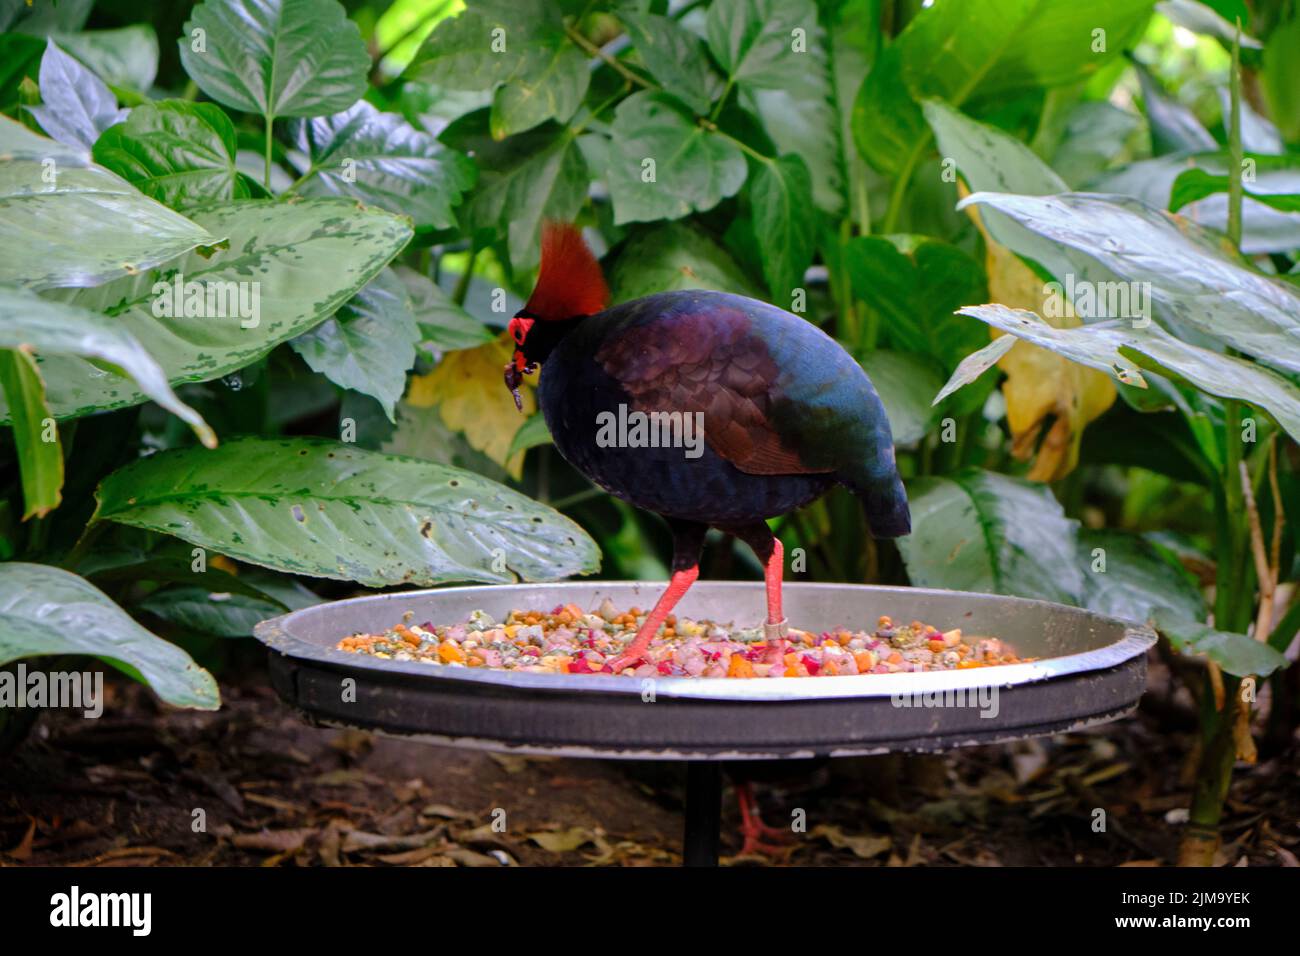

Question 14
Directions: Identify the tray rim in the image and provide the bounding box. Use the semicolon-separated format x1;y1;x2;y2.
254;580;1157;703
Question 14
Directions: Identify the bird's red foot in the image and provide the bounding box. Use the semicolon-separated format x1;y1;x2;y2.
734;782;796;859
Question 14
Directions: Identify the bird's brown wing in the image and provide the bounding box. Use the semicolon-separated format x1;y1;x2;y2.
594;304;831;476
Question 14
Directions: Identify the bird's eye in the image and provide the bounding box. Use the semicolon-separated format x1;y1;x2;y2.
508;316;534;345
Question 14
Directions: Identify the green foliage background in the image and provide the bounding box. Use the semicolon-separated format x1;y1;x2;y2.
1;0;1298;856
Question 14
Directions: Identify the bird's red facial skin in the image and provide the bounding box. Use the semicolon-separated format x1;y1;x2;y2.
504;315;537;411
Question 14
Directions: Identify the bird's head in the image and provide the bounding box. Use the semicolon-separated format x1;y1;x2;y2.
503;221;608;411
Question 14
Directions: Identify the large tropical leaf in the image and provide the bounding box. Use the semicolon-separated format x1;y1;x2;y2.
290;268;421;421
0;119;220;291
179;0;369;121
605;91;746;225
8;200;410;424
93;437;600;586
897;468;1084;604
0;285;215;444
858;350;942;446
0;562;219;710
25;39;126;150
705;0;821;92
137;586;284;638
940;304;1300;443
93;101;251;207
958;191;1300;372
286;100;475;228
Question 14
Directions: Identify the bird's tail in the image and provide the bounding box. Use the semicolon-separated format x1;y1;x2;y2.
858;473;911;538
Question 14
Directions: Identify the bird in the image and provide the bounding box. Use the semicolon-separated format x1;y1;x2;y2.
502;222;910;856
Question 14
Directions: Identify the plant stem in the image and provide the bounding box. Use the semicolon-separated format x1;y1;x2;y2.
264;115;274;192
564;23;656;92
1227;22;1244;249
882;138;925;233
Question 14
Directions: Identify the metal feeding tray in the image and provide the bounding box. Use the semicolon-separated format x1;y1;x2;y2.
254;581;1155;864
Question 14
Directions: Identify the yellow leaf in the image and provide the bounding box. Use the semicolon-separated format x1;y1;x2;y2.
407;333;536;479
961;186;1116;482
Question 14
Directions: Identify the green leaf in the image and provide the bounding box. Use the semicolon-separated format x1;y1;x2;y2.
393;265;493;352
843;233;987;371
286;100;475;229
705;0;820;91
179;0;369;121
858;350;943;446
1079;528;1206;623
93;437;601;587
0;347;62;519
931;334;1016;405
19;199;411;423
1155;609;1287;678
1050;100;1143;187
621;12;716;115
93;101;250;208
957;191;1300;372
1169;157;1300;214
137;585;284;638
606;91;746;224
508;412;551;458
897;467;1084;604
0;285;214;444
446;115;587;270
25;39;126;150
53;26;159;90
406;0;587;139
748;154;815;306
1131;58;1217;155
0;0;92;33
290;268;421;421
0;562;219;710
1262;13;1300;143
946;305;1300;444
606;222;763;303
854;0;1153;176
0;34;45;115
0;119;220;291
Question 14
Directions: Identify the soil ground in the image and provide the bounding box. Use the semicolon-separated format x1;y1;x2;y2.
2;655;1297;868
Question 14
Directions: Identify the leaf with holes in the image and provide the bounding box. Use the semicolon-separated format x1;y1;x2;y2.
92;437;599;586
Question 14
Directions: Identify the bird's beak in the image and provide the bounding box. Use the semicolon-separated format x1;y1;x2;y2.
503;355;536;412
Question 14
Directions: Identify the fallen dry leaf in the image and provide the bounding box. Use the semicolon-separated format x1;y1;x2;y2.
810;824;890;859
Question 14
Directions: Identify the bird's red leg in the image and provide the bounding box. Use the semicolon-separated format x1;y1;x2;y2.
732;523;789;667
735;781;795;858
607;520;707;673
